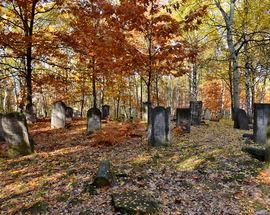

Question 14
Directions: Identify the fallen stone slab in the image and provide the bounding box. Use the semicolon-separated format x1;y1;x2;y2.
242;146;265;162
112;191;159;214
92;160;115;187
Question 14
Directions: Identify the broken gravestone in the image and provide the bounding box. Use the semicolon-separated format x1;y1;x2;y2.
148;106;170;146
87;107;101;134
65;107;74;122
254;103;270;144
92;160;114;187
1;112;34;157
190;101;202;125
101;105;110;120
176;108;191;133
51;101;66;129
234;109;249;130
112;191;159;214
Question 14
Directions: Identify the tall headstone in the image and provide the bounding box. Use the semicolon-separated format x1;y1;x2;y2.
148;106;170;146
234;109;249;130
65;107;74;122
176;108;191;133
102;105;110;120
87;107;101;134
25;103;37;124
51;101;66;129
203;108;211;120
254;103;270;144
1;113;34;157
190;101;203;125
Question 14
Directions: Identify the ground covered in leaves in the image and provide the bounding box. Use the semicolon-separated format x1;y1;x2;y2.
0;119;269;214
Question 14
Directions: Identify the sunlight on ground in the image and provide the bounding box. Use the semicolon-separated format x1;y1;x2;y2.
131;154;152;165
176;156;205;171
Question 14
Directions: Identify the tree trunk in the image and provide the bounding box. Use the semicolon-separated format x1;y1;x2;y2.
155;74;159;106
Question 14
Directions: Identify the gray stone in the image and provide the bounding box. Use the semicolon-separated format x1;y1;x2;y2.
234;109;249;130
101;105;110;120
1;112;34;157
148;106;170;146
92;160;114;187
203;108;211;120
25;104;37;124
0;113;5;141
87;107;101;134
112;191;159;214
254;103;270;144
51;101;66;129
176;108;191;133
65;107;74;121
190;101;202;125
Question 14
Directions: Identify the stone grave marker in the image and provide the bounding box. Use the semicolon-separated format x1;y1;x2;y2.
25;103;37;124
65;107;74;122
51;101;66;129
176;108;191;133
203;108;211;120
254;103;270;144
190;101;203;125
102;105;110;120
234;109;249;130
87;107;101;134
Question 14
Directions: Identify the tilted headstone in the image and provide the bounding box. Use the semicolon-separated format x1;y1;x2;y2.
254;103;270;144
234;109;249;130
176;108;191;133
203;108;211;120
0;113;4;141
1;112;34;157
101;105;110;120
51;101;66;129
87;107;101;134
190;101;203;125
25;103;37;124
148;106;170;146
65;107;74;122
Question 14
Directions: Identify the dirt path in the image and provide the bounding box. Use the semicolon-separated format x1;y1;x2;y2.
0;119;269;214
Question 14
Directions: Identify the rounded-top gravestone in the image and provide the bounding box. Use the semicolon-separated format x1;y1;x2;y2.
148;106;170;146
87;107;101;134
234;109;249;130
254;103;270;144
176;108;191;133
51;101;66;129
1;112;34;157
203;108;211;120
102;105;110;120
25;103;37;124
65;107;74;122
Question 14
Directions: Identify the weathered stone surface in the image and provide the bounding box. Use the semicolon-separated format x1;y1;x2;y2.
92;160;114;187
1;112;34;157
176;108;191;133
0;113;5;141
254;103;270;144
51;101;66;129
25;104;37;124
112;191;159;215
148;106;170;146
190;101;202;125
87;107;101;134
65;107;74;122
203;108;211;120
101;105;110;120
234;109;249;130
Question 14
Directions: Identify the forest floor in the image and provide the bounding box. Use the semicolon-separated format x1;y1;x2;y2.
0;119;270;214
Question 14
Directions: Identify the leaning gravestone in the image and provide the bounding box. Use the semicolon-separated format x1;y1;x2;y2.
254;103;270;144
203;108;211;120
148;106;170;146
25;103;37;124
234;109;249;130
176;108;191;133
51;101;66;129
65;107;74;122
101;105;110;120
1;112;34;157
190;101;203;125
87;107;101;134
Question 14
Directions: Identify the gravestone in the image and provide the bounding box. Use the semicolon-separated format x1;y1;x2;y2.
92;160;114;187
234;109;249;130
142;102;152;122
148;106;170;146
190;101;203;125
203;108;211;120
254;103;270;144
176;108;191;133
87;107;101;134
51;101;66;129
1;112;34;157
25;104;37;124
65;107;74;122
101;105;110;120
0;113;4;141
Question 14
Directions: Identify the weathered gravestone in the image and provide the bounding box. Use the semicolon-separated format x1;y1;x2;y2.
1;112;34;157
0;113;4;141
203;108;211;120
101;105;110;120
148;106;170;146
25;103;37;124
254;103;270;144
51;101;66;129
190;101;203;125
176;108;191;133
234;109;249;130
87;107;101;134
65;107;74;122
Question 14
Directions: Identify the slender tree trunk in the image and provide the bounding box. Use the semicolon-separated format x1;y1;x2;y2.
155;73;159;106
140;76;143;119
228;60;234;119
